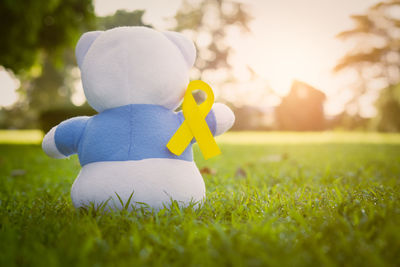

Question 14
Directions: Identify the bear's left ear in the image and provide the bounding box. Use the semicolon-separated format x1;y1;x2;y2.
75;31;103;68
163;31;196;68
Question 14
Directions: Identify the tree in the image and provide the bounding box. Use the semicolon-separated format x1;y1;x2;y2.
0;0;95;74
173;0;252;103
0;8;151;129
175;0;251;73
173;0;275;124
373;83;400;131
0;0;95;129
334;0;400;126
97;10;151;30
26;10;151;111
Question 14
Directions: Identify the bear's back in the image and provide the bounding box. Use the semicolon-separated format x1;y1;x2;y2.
78;104;193;166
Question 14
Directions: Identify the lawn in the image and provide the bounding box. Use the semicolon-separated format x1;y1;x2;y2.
0;131;399;266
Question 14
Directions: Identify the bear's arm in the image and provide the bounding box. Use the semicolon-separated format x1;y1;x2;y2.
42;116;90;158
177;103;235;140
210;103;235;136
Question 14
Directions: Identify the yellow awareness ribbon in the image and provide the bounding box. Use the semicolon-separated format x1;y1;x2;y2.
167;80;221;160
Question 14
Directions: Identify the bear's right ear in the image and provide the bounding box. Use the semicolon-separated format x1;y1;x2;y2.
163;31;196;68
75;31;103;68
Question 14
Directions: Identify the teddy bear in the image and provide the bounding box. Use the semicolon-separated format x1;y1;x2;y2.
42;26;235;210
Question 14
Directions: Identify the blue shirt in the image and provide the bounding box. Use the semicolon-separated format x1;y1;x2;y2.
54;104;217;166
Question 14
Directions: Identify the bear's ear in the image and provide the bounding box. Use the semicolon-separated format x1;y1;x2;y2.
75;31;103;68
163;31;196;68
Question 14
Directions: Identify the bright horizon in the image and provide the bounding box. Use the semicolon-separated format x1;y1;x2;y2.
0;0;382;117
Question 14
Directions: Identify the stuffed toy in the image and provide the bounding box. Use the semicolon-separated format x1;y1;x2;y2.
42;26;235;210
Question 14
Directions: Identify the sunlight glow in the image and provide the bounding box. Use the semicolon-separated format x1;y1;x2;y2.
229;0;381;116
70;67;86;106
0;68;20;107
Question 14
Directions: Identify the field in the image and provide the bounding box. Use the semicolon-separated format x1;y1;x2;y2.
0;131;400;266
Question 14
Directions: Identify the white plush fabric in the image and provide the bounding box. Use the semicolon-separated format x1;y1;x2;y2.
77;27;195;112
163;31;196;68
42;126;66;159
71;159;205;210
75;31;102;68
212;103;235;136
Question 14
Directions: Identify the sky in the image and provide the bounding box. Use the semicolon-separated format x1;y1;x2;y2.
0;0;382;116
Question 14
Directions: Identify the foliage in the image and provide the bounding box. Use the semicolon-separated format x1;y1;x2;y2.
0;0;95;129
97;10;151;30
373;83;400;132
334;0;400;119
326;112;370;131
0;0;95;74
0;52;84;129
19;52;79;112
174;0;251;76
1;132;400;266
0;9;151;129
39;105;97;132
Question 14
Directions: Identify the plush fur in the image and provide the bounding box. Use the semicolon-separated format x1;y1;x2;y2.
79;27;190;112
212;103;235;136
71;159;205;210
42;26;235;210
42;126;66;159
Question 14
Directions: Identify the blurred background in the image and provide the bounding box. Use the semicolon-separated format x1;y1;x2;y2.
0;0;399;132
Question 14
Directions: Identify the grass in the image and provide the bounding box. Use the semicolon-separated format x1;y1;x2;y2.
0;131;400;266
0;130;43;144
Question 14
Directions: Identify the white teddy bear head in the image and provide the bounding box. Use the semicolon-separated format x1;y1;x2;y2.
75;27;196;112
